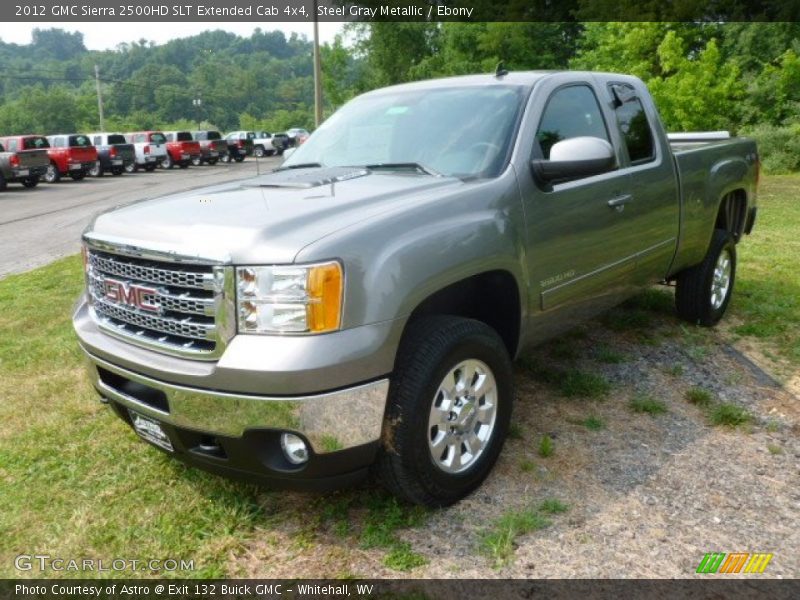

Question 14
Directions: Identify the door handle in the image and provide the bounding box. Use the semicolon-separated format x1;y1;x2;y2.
607;194;633;212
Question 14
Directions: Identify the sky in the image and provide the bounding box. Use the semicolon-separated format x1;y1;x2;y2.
0;22;345;49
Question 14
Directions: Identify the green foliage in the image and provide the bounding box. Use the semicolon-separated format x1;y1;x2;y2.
709;403;752;428
629;394;668;415
538;434;554;458
685;387;713;407
740;123;800;173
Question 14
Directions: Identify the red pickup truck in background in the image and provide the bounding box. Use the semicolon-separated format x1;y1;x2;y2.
162;131;201;169
44;134;99;182
0;135;51;189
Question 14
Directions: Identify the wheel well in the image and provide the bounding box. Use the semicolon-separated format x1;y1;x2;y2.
715;190;747;241
405;270;521;358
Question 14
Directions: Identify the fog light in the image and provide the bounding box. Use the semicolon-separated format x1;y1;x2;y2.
280;433;309;465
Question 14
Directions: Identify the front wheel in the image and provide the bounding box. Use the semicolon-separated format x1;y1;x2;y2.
144;164;157;172
70;171;86;181
376;316;513;507
675;229;737;326
254;145;266;158
220;154;231;163
111;167;124;176
124;163;136;174
191;156;202;167
161;155;173;169
207;157;219;165
234;155;245;163
88;164;102;177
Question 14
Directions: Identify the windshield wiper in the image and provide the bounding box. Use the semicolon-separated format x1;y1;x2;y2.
277;162;323;171
362;162;442;177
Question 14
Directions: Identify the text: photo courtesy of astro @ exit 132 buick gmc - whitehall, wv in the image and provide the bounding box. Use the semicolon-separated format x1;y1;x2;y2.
73;70;758;507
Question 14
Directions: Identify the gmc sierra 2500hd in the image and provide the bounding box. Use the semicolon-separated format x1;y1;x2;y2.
74;72;758;506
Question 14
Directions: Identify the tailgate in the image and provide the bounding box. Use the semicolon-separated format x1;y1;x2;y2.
212;141;227;153
16;149;49;169
114;144;135;162
70;147;97;162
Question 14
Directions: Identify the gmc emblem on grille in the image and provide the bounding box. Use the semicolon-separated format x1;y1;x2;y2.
103;278;162;313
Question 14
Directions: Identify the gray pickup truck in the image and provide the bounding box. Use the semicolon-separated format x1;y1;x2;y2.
0;136;50;190
74;71;758;506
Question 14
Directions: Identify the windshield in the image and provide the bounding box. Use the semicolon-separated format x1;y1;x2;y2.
69;135;91;147
23;136;49;149
107;134;126;145
284;85;525;178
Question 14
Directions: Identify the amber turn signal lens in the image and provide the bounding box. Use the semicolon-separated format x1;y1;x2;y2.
307;262;343;333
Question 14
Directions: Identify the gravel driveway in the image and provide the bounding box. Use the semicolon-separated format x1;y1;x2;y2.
232;290;799;580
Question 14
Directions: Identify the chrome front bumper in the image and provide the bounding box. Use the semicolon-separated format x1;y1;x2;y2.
83;349;389;454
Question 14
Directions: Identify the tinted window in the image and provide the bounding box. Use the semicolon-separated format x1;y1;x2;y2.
24;136;49;149
69;135;91;147
207;131;221;140
174;132;191;141
536;85;610;159
611;85;655;164
107;134;126;145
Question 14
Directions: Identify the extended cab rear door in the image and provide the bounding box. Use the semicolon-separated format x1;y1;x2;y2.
599;77;679;283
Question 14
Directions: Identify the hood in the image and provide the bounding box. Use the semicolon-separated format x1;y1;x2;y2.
87;167;463;264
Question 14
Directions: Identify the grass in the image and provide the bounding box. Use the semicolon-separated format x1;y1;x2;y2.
685;387;713;407
767;444;783;455
480;500;568;567
581;416;605;431
558;370;612;398
519;459;535;472
595;346;627;364
508;423;524;440
629;393;668;416
708;403;752;428
730;175;800;368
538;435;554;458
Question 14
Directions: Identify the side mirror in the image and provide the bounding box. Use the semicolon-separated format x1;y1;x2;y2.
531;136;616;183
282;147;296;160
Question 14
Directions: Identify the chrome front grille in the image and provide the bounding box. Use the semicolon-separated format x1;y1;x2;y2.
85;244;234;359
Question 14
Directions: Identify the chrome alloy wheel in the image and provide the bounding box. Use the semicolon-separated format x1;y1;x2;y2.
710;248;732;309
428;359;498;474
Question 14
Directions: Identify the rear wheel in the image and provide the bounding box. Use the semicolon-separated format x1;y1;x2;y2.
44;163;60;183
376;316;513;507
254;145;266;158
675;229;737;326
22;176;39;188
234;155;245;163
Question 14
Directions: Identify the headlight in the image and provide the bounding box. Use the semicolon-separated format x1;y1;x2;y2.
236;261;343;334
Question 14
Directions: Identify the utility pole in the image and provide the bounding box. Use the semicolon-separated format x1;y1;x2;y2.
312;0;323;127
94;64;105;131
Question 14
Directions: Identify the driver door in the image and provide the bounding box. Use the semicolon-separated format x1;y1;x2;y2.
521;83;637;337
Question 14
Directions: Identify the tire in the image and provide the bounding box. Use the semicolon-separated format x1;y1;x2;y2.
22;176;39;188
675;229;737;327
0;173;6;191
144;164;157;172
207;158;218;166
376;316;513;507
44;163;60;183
88;163;102;177
234;155;245;163
220;154;231;163
124;163;136;174
179;161;190;169
254;145;266;158
191;156;202;167
161;155;173;169
70;171;86;181
111;167;124;176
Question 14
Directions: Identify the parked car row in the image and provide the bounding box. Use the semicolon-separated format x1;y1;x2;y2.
0;127;309;191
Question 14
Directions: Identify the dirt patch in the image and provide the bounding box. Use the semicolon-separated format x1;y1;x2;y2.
231;293;800;579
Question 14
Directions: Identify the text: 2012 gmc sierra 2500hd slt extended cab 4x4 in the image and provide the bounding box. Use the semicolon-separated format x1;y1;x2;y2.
74;72;758;506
